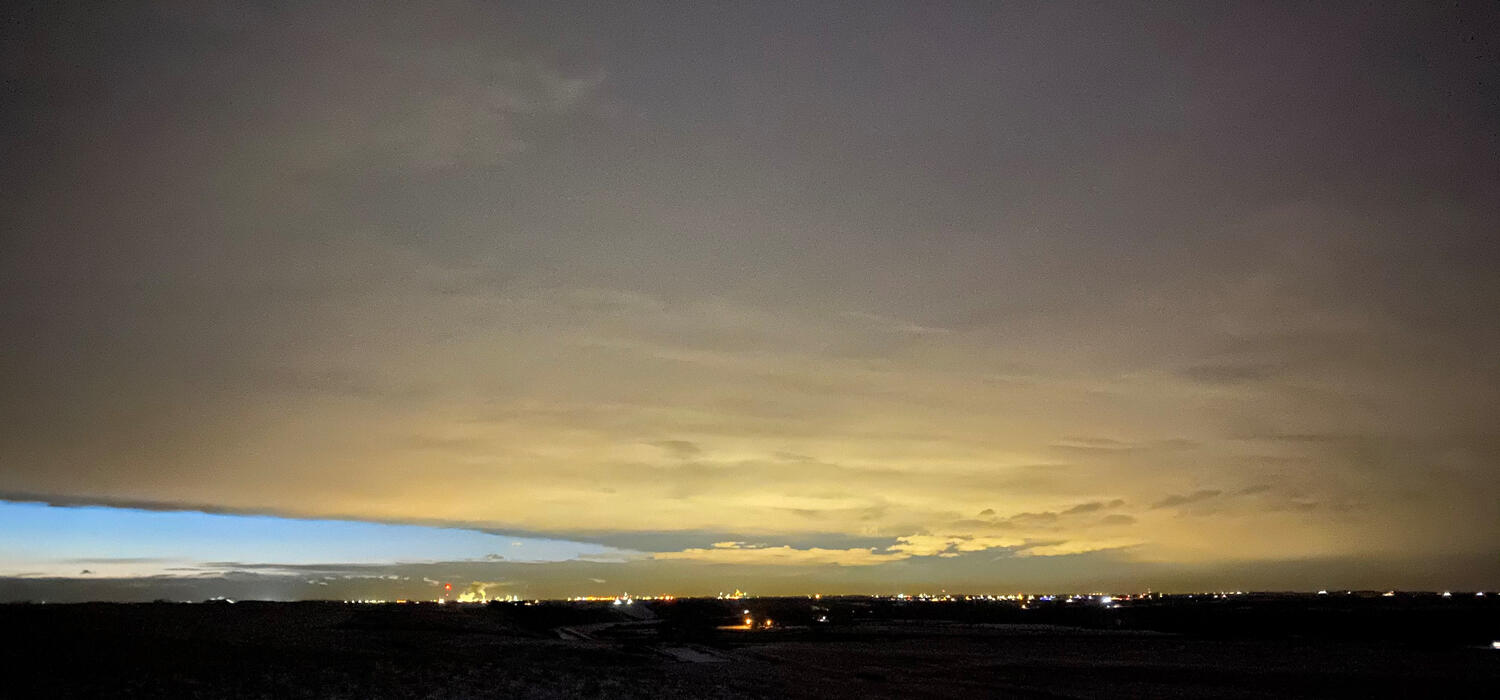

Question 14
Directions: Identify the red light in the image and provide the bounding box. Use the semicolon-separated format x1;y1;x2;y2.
444;583;452;591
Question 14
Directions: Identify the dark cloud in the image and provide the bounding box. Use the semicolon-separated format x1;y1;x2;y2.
1177;362;1283;384
0;492;278;518
650;440;702;459
64;558;174;565
1060;499;1126;516
999;511;1059;526
1151;490;1223;510
1050;438;1198;453
1062;502;1106;515
980;499;1129;529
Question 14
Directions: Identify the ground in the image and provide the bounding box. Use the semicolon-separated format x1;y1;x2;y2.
3;597;1498;698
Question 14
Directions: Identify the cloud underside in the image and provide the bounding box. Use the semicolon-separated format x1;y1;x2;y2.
651;536;1140;566
2;1;1499;593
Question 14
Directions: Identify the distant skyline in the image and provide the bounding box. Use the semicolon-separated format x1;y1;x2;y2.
3;1;1499;601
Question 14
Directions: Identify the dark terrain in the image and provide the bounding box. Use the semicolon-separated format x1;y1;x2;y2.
4;593;1498;698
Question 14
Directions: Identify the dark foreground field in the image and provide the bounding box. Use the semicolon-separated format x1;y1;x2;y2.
4;595;1499;698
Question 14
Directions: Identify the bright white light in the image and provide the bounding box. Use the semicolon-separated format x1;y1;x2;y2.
1099;596;1113;605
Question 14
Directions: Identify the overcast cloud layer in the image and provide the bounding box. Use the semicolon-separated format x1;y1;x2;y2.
3;1;1499;598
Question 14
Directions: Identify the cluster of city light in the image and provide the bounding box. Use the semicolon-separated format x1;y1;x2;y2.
736;589;1490;604
891;593;957;601
565;594;676;604
457;592;523;603
878;592;1139;604
334;589;1493;608
1319;589;1489;597
342;596;534;605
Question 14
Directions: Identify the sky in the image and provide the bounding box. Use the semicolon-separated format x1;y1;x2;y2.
2;1;1499;601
